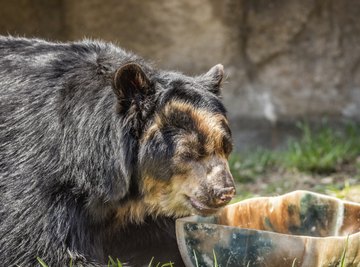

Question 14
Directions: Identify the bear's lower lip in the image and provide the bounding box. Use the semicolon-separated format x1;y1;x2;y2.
188;197;219;215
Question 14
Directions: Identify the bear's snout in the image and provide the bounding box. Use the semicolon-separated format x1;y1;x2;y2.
187;165;236;216
211;186;236;206
204;157;236;207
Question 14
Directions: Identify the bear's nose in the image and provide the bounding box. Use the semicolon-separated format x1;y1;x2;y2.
212;186;236;206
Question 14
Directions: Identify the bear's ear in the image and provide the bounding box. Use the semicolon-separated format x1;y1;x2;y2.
202;64;224;96
113;63;151;105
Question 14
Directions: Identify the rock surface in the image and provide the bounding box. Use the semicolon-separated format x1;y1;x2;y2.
1;0;360;146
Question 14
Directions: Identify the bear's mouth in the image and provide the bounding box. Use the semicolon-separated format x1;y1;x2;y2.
187;197;220;216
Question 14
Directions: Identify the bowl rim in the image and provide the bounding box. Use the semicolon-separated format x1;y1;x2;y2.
176;190;360;240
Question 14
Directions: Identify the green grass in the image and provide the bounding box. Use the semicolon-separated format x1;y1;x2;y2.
229;122;360;180
193;249;219;267
37;256;173;267
228;122;360;200
36;257;49;267
338;236;349;267
212;250;218;267
36;233;352;267
108;256;123;267
229;149;276;182
282;123;360;173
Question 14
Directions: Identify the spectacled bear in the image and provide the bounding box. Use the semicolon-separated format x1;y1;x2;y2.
0;36;235;266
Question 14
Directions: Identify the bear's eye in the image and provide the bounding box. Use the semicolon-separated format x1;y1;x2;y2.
180;151;193;161
179;148;206;162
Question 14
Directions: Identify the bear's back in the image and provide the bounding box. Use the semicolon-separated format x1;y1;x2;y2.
0;36;132;96
0;36;137;185
0;37;147;266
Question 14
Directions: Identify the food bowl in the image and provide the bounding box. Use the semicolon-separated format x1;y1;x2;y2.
176;190;360;267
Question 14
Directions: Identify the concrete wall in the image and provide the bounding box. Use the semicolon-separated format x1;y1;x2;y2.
1;0;360;148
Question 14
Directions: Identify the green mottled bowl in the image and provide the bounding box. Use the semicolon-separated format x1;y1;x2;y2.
176;190;360;267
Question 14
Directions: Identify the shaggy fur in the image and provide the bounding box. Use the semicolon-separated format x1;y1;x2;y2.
0;36;234;266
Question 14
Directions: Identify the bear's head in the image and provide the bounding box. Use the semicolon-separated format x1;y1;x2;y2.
113;63;235;221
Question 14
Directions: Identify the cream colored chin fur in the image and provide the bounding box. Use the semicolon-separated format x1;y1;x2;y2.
115;194;194;227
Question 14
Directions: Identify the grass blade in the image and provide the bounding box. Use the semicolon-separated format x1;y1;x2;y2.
213;250;218;267
116;258;123;267
193;250;199;267
338;235;349;267
36;257;49;267
148;257;154;267
108;256;116;267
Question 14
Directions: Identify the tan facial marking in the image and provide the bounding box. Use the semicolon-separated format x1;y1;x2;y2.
140;175;197;217
141;113;163;142
115;174;198;226
142;100;230;156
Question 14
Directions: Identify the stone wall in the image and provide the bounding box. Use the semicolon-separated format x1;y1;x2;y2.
1;0;360;148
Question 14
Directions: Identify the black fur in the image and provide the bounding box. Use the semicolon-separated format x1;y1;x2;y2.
0;36;227;266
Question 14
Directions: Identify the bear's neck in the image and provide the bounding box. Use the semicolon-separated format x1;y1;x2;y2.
114;198;154;226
